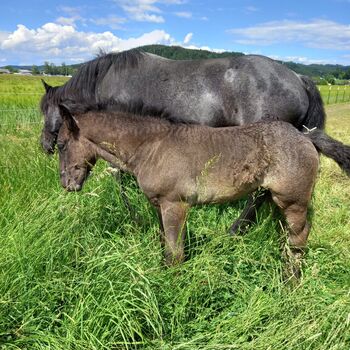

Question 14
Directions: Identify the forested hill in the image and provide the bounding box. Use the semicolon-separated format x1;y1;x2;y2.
2;45;350;80
139;45;350;79
140;44;244;60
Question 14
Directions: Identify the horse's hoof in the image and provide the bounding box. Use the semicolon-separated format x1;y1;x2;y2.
229;220;252;235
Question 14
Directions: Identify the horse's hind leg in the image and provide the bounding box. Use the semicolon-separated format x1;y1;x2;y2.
229;189;269;235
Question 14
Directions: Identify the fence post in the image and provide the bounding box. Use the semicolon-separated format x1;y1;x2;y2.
327;86;331;104
335;86;339;103
342;85;346;102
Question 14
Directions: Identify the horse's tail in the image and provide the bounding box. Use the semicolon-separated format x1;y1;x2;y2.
299;75;350;176
299;75;326;130
306;130;350;177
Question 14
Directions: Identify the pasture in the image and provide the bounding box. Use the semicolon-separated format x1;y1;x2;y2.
0;74;349;349
318;85;350;105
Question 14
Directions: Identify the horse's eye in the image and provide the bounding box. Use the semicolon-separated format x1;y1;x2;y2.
57;142;66;151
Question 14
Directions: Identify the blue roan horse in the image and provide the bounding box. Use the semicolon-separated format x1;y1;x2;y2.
40;48;350;232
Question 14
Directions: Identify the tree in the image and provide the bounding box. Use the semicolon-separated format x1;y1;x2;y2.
4;65;18;73
32;65;40;75
325;74;336;85
43;61;51;75
344;68;350;80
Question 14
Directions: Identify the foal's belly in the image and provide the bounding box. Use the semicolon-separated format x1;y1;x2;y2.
185;178;260;205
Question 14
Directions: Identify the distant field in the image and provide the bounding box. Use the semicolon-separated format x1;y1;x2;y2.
0;75;68;127
0;75;349;349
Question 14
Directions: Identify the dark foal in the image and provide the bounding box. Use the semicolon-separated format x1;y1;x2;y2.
56;102;320;277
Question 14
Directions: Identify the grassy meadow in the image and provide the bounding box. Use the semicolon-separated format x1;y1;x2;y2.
318;85;350;105
0;74;349;349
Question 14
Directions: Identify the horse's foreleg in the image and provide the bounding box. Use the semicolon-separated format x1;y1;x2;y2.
160;200;189;266
229;190;269;235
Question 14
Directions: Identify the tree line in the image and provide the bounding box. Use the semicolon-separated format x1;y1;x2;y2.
3;45;350;84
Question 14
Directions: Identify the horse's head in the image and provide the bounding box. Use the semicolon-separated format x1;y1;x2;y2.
57;103;96;192
40;80;63;154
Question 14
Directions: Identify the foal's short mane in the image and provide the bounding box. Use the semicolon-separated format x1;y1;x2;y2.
40;49;145;115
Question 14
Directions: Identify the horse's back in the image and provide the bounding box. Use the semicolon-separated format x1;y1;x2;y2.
99;52;309;127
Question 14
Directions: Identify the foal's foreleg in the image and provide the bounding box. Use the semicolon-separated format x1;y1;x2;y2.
160;200;189;266
229;189;269;235
113;169;139;223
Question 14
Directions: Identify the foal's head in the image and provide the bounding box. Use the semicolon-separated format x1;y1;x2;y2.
57;103;96;191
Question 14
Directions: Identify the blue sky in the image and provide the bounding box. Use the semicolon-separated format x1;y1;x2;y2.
1;0;350;66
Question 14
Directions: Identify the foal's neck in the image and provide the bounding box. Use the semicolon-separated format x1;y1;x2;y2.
80;111;172;174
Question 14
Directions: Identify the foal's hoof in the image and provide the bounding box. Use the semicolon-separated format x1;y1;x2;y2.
229;219;253;235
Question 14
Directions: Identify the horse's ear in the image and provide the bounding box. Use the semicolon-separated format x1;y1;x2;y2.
58;103;79;135
41;79;52;92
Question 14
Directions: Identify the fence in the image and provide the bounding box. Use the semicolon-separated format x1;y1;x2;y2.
0;86;349;129
318;85;350;104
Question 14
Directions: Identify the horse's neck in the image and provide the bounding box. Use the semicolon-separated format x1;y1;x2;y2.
82;113;171;174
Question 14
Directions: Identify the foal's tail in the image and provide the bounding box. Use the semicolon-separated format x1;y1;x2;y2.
306;130;350;177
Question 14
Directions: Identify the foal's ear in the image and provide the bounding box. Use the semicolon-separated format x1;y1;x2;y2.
58;103;80;135
41;79;52;93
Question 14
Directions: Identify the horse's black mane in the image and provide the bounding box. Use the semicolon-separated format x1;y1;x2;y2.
40;48;145;114
63;98;168;118
60;98;192;124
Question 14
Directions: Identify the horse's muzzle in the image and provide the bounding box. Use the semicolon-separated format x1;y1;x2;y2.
41;131;57;155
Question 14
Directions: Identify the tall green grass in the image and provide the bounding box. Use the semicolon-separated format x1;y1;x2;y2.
0;75;349;349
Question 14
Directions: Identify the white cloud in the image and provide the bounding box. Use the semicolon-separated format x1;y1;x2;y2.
59;6;83;16
113;0;185;23
0;23;175;64
268;54;333;65
90;16;127;29
56;16;82;27
183;32;193;44
227;19;350;50
0;31;10;42
55;7;87;27
182;44;225;53
245;6;259;13
175;11;192;18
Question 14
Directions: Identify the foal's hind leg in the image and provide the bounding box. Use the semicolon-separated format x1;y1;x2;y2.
272;194;311;279
230;189;269;235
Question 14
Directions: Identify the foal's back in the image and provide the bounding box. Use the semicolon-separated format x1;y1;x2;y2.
138;120;318;206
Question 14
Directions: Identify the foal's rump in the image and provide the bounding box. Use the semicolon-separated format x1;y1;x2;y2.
261;122;319;206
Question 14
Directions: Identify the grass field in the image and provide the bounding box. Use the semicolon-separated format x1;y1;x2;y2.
0;75;349;349
318;85;350;105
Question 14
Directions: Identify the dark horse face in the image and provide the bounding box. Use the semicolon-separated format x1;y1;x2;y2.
57;104;96;192
40;80;63;154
